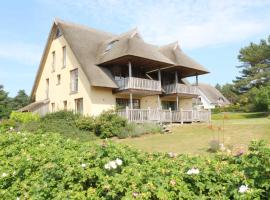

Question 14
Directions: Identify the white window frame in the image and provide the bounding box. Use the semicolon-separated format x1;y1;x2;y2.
46;78;49;99
51;103;55;112
75;98;83;114
70;69;78;93
51;51;55;72
62;46;66;68
57;74;61;85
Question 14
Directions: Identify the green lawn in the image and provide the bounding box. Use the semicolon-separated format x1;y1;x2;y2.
116;117;270;155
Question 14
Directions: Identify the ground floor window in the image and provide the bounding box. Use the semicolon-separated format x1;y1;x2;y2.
51;102;55;112
116;98;140;109
63;100;67;110
75;98;83;114
162;101;176;110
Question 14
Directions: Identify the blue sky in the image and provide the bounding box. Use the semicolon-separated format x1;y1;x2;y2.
1;0;270;96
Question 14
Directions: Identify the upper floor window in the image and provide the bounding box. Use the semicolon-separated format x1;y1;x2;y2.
104;40;118;53
57;74;61;85
62;46;66;68
70;69;78;93
46;78;49;99
51;51;55;72
55;27;62;38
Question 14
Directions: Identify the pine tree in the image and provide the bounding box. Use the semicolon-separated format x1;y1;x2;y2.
0;85;12;119
234;36;270;93
11;90;29;110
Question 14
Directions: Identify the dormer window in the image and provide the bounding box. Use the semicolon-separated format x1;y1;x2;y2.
104;40;118;53
55;27;62;38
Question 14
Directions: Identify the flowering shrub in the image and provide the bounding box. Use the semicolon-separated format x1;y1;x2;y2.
0;130;269;199
10;111;40;123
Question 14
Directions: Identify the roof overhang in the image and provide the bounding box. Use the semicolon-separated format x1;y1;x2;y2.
98;55;173;71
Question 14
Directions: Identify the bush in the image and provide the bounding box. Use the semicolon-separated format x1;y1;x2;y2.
21;111;97;141
0;130;269;199
42;110;79;122
209;139;220;152
95;110;127;138
0;119;16;132
75;116;96;131
10;111;40;123
117;122;162;139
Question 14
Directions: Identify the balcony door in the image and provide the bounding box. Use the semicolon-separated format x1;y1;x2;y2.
116;98;140;109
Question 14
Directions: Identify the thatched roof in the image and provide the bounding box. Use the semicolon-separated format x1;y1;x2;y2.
56;19;119;88
31;19;210;100
198;83;230;106
97;29;174;67
159;42;209;77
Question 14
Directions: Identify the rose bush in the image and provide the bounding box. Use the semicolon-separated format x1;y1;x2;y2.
0;129;269;199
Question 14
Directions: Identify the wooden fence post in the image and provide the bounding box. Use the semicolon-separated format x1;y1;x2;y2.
148;107;151;122
126;106;129;121
180;108;183;124
169;107;172;123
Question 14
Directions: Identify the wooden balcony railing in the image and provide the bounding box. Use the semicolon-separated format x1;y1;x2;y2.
117;108;211;123
163;83;198;95
115;77;162;92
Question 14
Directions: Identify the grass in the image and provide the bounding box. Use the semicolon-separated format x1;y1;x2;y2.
116;116;270;155
212;112;268;120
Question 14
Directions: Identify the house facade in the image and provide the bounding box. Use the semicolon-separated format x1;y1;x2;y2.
21;19;211;123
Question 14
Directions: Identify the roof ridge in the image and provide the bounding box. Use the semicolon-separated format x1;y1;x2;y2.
54;17;115;37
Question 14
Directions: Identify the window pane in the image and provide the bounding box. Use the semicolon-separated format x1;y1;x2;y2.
62;46;66;67
52;51;55;72
116;98;140;109
75;98;83;114
70;69;78;92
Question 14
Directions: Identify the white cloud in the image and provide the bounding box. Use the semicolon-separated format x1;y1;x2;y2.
0;42;42;65
41;0;270;49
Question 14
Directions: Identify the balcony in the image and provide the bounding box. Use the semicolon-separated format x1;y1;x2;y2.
115;77;162;93
163;83;198;96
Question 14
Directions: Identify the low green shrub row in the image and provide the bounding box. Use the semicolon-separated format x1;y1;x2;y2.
0;130;269;199
1;111;162;139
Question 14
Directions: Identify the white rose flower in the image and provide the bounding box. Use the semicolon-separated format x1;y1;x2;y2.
81;163;86;168
2;173;8;178
109;161;117;169
115;158;123;166
104;163;111;170
239;185;249;193
187;168;200;175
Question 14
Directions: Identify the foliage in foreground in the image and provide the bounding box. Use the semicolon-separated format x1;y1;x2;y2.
0;130;269;199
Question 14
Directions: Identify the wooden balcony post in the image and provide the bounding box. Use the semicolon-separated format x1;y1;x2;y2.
128;61;132;77
175;71;178;84
176;95;179;111
129;93;133;109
